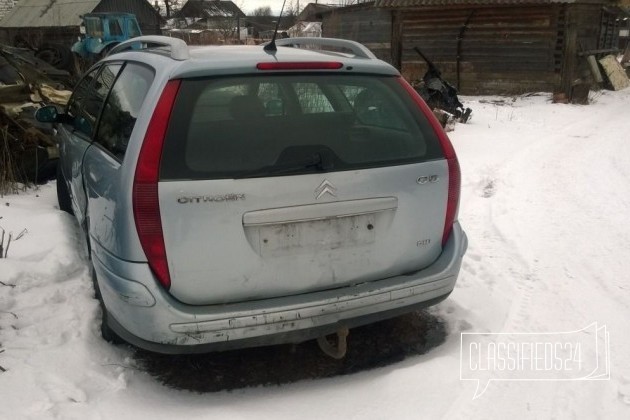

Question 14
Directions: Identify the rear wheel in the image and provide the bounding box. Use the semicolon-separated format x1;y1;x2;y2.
100;304;125;345
99;43;117;59
35;44;72;70
56;164;73;214
73;53;96;77
91;267;124;345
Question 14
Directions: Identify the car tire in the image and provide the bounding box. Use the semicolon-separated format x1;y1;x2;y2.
91;267;125;345
56;164;74;214
100;304;125;345
35;43;73;70
72;53;92;78
99;43;117;60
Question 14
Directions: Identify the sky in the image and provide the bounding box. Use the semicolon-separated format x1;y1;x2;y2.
240;0;334;15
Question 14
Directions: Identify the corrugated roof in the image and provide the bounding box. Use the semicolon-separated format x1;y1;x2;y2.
176;1;246;19
0;0;100;28
374;0;582;6
296;3;335;21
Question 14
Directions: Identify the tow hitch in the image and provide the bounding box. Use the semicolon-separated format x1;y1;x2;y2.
316;327;349;359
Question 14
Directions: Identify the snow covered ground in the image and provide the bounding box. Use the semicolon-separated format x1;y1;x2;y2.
1;88;630;419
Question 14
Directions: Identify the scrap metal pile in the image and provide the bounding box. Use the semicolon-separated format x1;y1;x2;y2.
0;43;72;195
411;47;472;131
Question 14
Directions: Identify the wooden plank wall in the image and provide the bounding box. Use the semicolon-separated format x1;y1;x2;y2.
562;4;604;98
322;3;607;96
399;5;565;95
322;7;392;63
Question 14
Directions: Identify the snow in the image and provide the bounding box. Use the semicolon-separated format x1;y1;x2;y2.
242;1;325;15
2;89;630;419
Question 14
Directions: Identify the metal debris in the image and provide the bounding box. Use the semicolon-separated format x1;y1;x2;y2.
1;43;72;193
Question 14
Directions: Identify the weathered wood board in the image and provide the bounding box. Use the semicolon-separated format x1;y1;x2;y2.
598;55;630;91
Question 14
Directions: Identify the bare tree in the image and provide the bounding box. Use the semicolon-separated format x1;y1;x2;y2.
285;0;300;18
252;6;273;17
214;14;240;43
160;0;183;19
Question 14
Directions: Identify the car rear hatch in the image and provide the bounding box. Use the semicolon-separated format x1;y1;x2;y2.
149;73;456;305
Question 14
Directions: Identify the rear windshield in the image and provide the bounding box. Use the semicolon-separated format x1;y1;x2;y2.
160;74;443;180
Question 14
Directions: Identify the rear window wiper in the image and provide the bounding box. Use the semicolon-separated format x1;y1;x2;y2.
234;153;332;179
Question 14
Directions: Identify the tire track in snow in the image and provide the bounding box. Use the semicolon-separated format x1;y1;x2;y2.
491;99;630;419
445;91;630;418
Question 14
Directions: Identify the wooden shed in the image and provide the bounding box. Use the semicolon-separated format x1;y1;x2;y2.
297;3;335;21
174;0;246;25
322;0;628;98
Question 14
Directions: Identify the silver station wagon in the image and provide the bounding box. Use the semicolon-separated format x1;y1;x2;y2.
37;36;467;354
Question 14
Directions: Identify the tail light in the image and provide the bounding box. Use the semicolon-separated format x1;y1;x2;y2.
257;62;343;70
397;77;461;246
132;79;181;289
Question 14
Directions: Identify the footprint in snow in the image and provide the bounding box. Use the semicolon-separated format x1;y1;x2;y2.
618;375;630;405
482;179;496;198
40;374;88;404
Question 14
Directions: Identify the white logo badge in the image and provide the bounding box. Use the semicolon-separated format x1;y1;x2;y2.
315;179;337;200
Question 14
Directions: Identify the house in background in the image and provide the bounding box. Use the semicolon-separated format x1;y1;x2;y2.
242;16;282;41
168;0;298;43
321;0;629;100
0;0;162;49
173;0;245;28
169;0;245;42
283;2;333;38
287;21;322;38
165;0;248;43
296;2;335;21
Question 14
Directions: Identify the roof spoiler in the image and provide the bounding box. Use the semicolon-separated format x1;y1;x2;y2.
273;37;377;59
107;35;189;60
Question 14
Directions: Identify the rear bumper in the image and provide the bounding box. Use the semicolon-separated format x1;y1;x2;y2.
92;222;467;354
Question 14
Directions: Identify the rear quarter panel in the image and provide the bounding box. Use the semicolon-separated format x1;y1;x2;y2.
86;56;176;263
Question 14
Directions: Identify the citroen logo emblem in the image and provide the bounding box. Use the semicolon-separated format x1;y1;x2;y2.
315;179;337;200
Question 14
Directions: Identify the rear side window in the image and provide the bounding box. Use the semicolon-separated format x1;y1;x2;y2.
161;74;442;180
66;65;115;138
94;62;154;160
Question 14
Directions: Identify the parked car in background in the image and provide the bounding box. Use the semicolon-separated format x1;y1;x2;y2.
36;36;467;354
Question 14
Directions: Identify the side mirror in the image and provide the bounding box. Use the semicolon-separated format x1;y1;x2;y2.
35;105;59;123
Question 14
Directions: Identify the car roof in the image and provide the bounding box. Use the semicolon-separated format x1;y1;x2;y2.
106;36;400;79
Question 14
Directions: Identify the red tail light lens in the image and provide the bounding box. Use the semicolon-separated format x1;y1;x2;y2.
397;76;461;246
132;79;181;289
443;158;461;246
257;62;343;70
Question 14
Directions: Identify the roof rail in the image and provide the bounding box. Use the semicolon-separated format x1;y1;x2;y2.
274;37;377;60
107;36;189;61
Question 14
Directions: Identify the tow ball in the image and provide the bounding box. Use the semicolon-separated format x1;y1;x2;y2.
316;327;349;359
